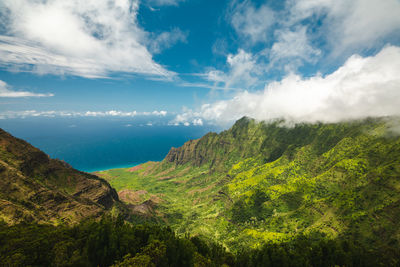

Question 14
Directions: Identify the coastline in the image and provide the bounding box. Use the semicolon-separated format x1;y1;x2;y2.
84;163;143;173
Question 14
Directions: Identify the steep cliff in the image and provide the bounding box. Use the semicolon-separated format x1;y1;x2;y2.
164;116;369;170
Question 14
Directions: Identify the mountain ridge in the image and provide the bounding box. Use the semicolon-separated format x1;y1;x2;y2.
0;128;122;224
100;116;400;256
163;116;383;170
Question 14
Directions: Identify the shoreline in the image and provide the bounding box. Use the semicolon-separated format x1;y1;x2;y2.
83;163;143;173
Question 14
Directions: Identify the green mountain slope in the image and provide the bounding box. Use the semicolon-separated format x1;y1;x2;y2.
99;117;400;255
0;128;122;224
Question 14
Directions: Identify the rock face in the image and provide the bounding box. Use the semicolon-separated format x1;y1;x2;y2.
164;139;201;165
0;128;120;224
164;117;256;168
164;116;291;169
164;116;328;170
163;116;389;171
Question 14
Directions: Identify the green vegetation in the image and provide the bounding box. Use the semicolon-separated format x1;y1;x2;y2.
100;117;400;262
1;216;397;266
0;216;234;267
1;116;400;265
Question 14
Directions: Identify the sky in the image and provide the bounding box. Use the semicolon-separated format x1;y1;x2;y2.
0;0;400;127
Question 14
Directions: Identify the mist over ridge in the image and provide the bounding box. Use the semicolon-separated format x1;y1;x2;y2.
176;45;400;126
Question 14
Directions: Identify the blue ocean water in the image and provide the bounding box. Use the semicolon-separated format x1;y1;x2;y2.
0;118;220;172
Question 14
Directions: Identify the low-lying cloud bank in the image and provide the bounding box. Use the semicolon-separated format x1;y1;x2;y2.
175;45;400;125
0;110;167;119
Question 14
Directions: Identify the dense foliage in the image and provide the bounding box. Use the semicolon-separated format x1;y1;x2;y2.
1;217;398;266
237;233;399;267
0;216;234;267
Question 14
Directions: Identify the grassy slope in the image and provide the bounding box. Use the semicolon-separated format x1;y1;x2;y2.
99;117;400;252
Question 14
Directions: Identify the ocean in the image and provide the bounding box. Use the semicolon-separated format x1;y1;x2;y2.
0;117;220;172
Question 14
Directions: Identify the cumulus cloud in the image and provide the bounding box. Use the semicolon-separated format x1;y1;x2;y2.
170;109;195;125
0;109;167;119
0;80;53;97
179;45;400;125
0;0;174;78
192;118;203;126
169;108;204;126
206;49;260;89
142;110;168;116
153;110;168;116
84;110;138;117
209;0;400;89
288;0;400;55
231;2;275;44
270;26;321;70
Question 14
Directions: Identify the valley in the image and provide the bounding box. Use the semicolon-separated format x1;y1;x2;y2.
1;116;400;265
98;116;400;255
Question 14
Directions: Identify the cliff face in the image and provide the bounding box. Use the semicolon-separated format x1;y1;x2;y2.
0;128;120;224
164;139;202;165
164;117;261;168
163;116;366;170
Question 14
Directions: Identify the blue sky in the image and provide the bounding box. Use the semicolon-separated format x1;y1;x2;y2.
0;0;400;126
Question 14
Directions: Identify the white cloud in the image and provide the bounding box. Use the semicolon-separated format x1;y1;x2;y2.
177;81;241;91
206;49;260;89
202;0;400;96
147;0;184;6
179;45;400;125
288;0;400;55
142;110;167;116
149;28;187;54
171;110;193;125
270;26;321;70
85;110;138;117
0;79;53;97
0;0;174;78
169;107;203;126
231;2;275;44
216;0;400;87
192;118;203;126
153;110;168;116
0;109;168;119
